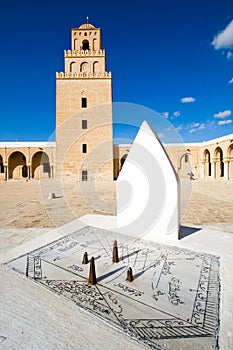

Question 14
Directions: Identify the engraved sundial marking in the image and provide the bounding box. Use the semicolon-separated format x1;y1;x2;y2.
5;226;220;350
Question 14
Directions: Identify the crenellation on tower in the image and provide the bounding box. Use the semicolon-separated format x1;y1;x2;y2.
64;49;105;57
56;71;112;79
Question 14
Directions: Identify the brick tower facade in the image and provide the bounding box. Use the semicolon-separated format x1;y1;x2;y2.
56;21;113;181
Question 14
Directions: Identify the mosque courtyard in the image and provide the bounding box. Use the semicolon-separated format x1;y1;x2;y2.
0;178;233;350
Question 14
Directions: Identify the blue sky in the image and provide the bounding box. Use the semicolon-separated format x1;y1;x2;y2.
0;0;233;143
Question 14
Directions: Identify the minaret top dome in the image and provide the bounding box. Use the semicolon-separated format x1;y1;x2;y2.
79;23;96;29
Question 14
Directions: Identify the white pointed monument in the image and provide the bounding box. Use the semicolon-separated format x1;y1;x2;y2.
117;121;180;242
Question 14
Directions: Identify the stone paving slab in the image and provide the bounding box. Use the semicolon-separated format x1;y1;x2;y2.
4;226;220;350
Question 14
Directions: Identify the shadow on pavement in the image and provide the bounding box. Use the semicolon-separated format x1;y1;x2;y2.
179;225;202;239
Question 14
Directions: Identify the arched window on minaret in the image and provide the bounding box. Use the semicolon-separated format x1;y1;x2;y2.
80;62;88;73
93;38;97;51
74;38;78;50
70;61;76;73
93;61;99;73
82;40;89;50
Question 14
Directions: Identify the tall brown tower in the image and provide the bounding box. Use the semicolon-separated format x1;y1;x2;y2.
56;21;113;181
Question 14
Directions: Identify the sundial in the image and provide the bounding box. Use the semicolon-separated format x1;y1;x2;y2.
6;226;220;350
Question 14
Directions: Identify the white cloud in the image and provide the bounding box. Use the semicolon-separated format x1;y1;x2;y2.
218;119;232;125
173;111;181;117
228;78;233;84
180;97;196;103
227;51;233;59
212;20;233;59
198;123;206;130
207;120;216;128
176;126;182;131
214;110;231;118
212;20;233;49
190;122;200;128
188;122;206;133
162;112;169;119
158;132;164;139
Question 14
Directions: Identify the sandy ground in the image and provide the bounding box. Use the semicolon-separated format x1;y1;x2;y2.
0;178;232;230
0;179;117;228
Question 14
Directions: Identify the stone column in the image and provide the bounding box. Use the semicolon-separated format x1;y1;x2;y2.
200;161;205;178
230;160;233;180
50;164;54;178
224;160;229;180
4;165;8;181
211;162;216;179
28;164;31;179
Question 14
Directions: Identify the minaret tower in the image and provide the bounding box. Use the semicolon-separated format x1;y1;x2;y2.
56;19;113;180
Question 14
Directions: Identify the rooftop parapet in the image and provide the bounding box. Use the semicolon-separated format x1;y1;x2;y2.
64;49;105;57
56;71;112;79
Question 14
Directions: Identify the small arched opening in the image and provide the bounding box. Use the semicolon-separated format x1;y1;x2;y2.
82;40;89;50
74;38;78;50
93;61;99;73
8;151;27;179
178;152;192;178
203;149;211;177
214;147;224;178
80;62;88;73
93;38;97;51
70;61;76;73
31;151;50;179
0;154;4;179
228;144;233;179
0;154;4;173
